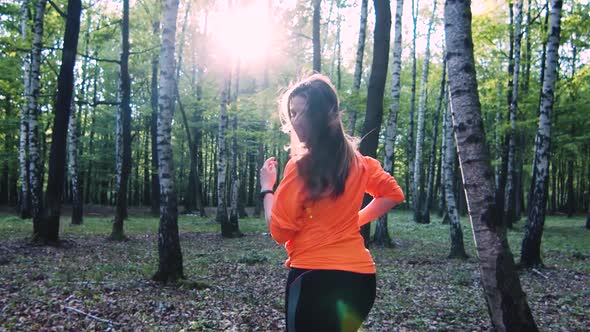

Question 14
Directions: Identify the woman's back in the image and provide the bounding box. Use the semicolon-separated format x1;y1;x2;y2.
270;154;404;273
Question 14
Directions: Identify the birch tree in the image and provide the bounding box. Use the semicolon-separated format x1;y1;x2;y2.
67;101;83;225
413;0;437;224
348;0;368;136
112;0;132;240
374;0;403;247
216;67;230;230
407;0;419;201
444;0;537;329
150;19;161;215
29;0;47;238
153;0;184;283
18;0;31;219
312;0;321;72
442;92;466;259
227;114;242;237
358;0;391;245
423;49;446;225
521;0;563;269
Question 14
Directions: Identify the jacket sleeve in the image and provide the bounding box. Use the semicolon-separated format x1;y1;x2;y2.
364;156;405;203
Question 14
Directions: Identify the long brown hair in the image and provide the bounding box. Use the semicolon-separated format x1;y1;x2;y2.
280;74;359;200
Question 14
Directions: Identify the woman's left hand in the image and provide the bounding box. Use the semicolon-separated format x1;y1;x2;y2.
260;157;278;190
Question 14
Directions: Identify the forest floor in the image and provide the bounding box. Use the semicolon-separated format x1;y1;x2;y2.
0;209;588;331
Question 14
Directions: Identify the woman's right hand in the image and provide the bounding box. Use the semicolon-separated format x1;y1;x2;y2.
260;157;278;191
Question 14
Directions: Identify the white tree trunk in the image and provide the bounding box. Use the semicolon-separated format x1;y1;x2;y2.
153;0;184;283
521;0;563;269
423;51;446;224
227;114;242;237
29;0;47;231
347;0;368;136
216;74;229;225
374;0;404;247
19;0;31;219
413;0;436;224
67;101;83;224
442;95;466;259
444;1;537;329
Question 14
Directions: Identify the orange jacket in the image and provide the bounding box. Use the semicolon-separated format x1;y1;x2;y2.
270;154;405;273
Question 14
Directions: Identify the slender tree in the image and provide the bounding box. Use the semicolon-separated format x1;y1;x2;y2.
312;0;321;72
504;0;524;228
358;0;391;246
444;0;538;330
29;0;47;239
217;65;230;230
413;0;437;224
153;0;184;283
18;0;31;219
150;19;161;216
227;114;243;237
374;0;403;247
521;0;563;269
423;49;446;224
67;101;83;225
442;90;467;259
348;0;368;136
407;0;420;204
586;203;590;229
37;0;82;244
112;0;132;240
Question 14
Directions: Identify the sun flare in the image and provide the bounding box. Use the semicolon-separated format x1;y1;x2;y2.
209;1;273;64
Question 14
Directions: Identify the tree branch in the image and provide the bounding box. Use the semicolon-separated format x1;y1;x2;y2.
47;0;67;19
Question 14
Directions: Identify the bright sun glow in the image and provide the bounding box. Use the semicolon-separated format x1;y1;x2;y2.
209;1;272;64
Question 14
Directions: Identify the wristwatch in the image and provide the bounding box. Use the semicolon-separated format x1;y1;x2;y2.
259;189;274;200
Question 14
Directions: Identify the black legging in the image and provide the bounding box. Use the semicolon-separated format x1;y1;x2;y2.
285;268;376;332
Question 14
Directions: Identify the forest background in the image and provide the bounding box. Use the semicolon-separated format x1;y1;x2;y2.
0;0;589;330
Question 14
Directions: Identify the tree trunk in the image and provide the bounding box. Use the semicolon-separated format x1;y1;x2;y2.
444;1;538;330
347;0;368;136
521;0;562;269
112;0;132;241
496;2;514;229
586;203;590;229
413;0;437;224
442;93;467;259
253;142;264;217
143;121;151;205
353;0;368;92
152;0;184;283
68;101;83;225
216;73;230;227
374;0;403;248
565;159;574;217
358;0;391;246
312;0;321;72
407;0;419;206
227;114;243;238
527;0;550;214
19;0;31;219
29;0;47;238
151;19;161;216
423;48;445;225
504;0;524;229
494;80;502;190
37;0;82;244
